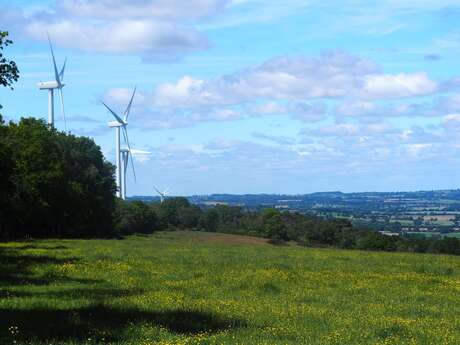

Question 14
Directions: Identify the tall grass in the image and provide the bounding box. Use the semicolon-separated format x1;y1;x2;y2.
0;231;459;344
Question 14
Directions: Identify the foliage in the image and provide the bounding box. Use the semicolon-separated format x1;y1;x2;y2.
0;232;458;344
118;198;460;255
0;118;116;238
148;197;200;229
0;116;13;230
260;208;288;240
114;199;159;235
0;31;19;115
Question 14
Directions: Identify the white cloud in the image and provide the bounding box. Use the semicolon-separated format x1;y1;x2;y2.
405;143;432;158
335;101;378;117
362;72;438;99
304;122;396;137
59;0;230;20
248;102;288;116
149;52;382;107
4;0;227;61
150;52;439;109
443;113;460;123
154;76;220;107
130;148;153;163
101;51;446;129
442;114;460;132
24;20;207;61
334;94;460;119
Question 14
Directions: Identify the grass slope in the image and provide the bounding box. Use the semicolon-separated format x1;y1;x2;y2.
0;231;459;344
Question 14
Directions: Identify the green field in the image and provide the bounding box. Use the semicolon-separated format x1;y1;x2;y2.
445;233;460;239
1;231;459;345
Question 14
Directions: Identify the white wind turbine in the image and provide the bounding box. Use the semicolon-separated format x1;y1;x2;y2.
102;87;137;199
37;34;67;129
153;186;169;203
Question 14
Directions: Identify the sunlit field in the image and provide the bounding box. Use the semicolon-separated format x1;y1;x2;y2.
1;231;459;344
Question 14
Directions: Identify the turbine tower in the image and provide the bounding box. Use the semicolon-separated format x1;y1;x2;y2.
153;186;169;203
37;35;67;129
102;87;137;199
120;147;135;200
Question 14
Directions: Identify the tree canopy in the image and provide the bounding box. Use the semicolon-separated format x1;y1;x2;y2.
0;31;19;115
0;118;117;238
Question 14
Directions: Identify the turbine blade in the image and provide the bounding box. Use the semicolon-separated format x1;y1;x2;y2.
153;186;162;196
47;33;61;84
129;150;137;183
101;101;124;124
59;89;67;131
123;151;129;172
121;125;128;144
59;57;67;82
123;127;136;182
124;86;136;122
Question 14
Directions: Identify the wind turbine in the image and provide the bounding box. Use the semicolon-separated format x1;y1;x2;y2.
102;87;137;199
153;186;169;203
37;34;67;129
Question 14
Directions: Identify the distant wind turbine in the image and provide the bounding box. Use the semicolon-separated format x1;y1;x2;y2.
102;86;137;199
37;34;67;130
153;186;169;203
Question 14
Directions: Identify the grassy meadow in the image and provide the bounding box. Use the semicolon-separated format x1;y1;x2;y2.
1;231;459;344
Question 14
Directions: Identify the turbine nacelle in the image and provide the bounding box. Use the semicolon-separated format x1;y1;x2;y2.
108;120;125;128
37;81;63;90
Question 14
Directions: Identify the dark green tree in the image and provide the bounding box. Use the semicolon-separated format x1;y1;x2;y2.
177;204;202;229
261;209;288;241
114;200;159;235
200;208;219;232
0;31;19;229
0;116;13;233
0;31;19;115
155;197;192;228
1;118;117;238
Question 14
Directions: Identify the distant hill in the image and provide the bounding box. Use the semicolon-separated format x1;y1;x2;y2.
131;189;460;207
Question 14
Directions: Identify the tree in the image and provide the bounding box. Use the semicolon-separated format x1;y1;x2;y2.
1;118;117;238
428;237;460;255
0;115;13;233
200;208;219;232
261;209;288;241
0;31;19;115
154;197;192;228
0;31;19;231
114;200;159;235
177;204;202;229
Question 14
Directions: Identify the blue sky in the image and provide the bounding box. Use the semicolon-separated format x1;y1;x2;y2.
2;0;460;196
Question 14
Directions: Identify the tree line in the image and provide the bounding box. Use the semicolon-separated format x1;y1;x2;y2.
114;198;460;255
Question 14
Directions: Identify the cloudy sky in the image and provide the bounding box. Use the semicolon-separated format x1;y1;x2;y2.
1;0;460;196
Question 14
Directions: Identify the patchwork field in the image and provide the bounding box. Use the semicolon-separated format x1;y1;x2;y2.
0;231;459;344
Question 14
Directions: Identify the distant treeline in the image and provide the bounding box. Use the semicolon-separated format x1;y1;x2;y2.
115;198;460;256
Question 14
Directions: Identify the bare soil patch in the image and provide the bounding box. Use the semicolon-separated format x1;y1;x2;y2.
173;231;270;246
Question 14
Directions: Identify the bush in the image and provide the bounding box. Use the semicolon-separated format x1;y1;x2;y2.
114;200;159;235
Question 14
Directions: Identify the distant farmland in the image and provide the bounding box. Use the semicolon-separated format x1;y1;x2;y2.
1;231;459;344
